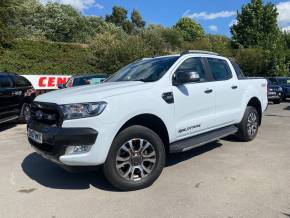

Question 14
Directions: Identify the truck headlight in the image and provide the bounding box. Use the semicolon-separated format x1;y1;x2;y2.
60;102;107;120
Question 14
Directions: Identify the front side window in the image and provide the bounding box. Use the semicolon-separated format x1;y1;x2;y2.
175;57;207;82
0;75;13;88
106;56;179;82
207;58;232;81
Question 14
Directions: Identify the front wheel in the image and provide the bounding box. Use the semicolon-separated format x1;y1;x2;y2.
273;99;281;104
103;125;165;191
19;104;31;124
236;106;260;142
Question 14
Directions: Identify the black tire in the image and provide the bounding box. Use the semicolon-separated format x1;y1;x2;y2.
103;125;165;191
236;106;260;142
273;99;281;104
18;103;31;124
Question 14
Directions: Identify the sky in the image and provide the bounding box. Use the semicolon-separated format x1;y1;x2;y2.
40;0;290;36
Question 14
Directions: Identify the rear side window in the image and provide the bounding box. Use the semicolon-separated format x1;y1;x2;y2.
207;58;232;81
12;75;31;87
230;60;244;79
175;57;207;82
0;75;13;88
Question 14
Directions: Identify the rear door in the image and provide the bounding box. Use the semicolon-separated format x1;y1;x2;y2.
205;58;243;127
172;57;216;140
0;75;19;122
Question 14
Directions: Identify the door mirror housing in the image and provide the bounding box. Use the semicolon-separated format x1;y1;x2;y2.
173;71;200;86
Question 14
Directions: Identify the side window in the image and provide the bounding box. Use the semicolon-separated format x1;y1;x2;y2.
207;58;232;81
13;75;31;87
230;60;244;79
175;57;207;82
0;75;13;88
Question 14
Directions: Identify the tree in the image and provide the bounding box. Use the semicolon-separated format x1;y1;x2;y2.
105;6;128;27
131;9;145;28
0;0;24;47
174;17;205;42
231;0;280;48
207;35;233;56
42;3;83;42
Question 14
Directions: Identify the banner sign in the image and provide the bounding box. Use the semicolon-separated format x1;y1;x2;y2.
22;75;71;90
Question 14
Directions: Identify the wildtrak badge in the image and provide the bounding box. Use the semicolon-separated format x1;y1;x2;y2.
178;124;201;134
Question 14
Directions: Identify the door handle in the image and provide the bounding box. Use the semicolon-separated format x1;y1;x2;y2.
204;89;213;94
231;85;238;89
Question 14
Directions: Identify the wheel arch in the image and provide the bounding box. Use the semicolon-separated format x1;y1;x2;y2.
116;113;170;153
247;97;262;125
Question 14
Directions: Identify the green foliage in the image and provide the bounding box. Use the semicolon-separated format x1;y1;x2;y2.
231;0;289;76
234;48;268;76
0;0;25;46
90;32;153;73
0;1;289;77
231;0;280;48
105;6;145;34
105;6;128;27
0;40;98;74
131;9;145;28
174;17;205;42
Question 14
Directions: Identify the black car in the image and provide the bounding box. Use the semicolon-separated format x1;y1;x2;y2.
267;79;283;104
58;74;107;89
0;72;36;124
268;77;290;101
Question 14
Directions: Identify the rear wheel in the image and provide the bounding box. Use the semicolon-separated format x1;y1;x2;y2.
103;125;165;191
236;106;260;142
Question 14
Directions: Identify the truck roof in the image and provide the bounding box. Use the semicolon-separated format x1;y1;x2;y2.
143;50;222;60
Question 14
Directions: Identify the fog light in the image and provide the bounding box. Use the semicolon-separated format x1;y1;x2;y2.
65;145;92;155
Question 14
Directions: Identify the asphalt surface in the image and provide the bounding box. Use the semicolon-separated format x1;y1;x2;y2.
0;103;289;218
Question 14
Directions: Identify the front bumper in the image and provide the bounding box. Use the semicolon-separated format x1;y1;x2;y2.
28;121;98;165
268;91;283;101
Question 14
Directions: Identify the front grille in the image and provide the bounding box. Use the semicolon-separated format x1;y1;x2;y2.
30;102;63;127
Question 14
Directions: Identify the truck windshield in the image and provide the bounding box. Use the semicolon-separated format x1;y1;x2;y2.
106;56;179;82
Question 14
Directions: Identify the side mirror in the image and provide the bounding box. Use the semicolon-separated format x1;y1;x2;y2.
173;71;200;86
58;84;65;89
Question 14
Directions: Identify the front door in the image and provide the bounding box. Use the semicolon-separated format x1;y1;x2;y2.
172;57;216;140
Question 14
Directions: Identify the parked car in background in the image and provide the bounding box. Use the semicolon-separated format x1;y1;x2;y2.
27;51;267;191
267;79;283;104
0;72;36;124
268;77;290;101
58;74;107;89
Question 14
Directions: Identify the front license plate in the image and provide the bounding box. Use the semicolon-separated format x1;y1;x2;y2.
269;91;276;95
28;128;43;144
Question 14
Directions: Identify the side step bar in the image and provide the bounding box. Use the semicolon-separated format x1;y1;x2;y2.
170;125;238;153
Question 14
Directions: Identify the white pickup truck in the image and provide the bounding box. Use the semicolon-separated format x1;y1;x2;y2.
27;51;268;191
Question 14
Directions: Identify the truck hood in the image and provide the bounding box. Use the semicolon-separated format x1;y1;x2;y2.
35;81;153;104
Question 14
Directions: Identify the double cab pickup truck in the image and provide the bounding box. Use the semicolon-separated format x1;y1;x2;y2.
27;51;268;191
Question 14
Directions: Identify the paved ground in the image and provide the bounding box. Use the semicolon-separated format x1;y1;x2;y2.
0;103;289;218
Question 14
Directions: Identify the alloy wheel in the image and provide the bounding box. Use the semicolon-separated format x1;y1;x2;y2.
116;138;157;181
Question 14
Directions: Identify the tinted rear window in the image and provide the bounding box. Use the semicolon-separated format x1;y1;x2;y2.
207;58;232;81
12;75;31;87
230;60;244;79
0;75;13;88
